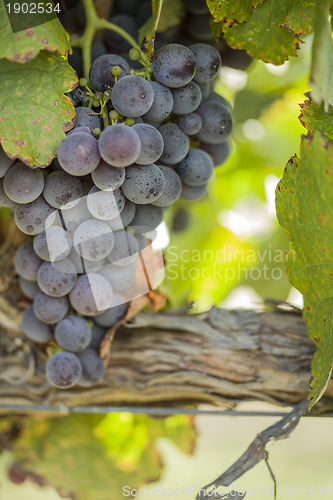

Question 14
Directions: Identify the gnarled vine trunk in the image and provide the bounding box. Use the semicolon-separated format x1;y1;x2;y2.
1;279;333;415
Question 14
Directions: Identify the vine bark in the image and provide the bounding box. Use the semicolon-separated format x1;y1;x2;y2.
1;278;333;415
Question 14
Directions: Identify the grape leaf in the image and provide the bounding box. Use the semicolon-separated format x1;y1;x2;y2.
139;0;164;59
276;132;333;409
0;0;71;62
299;95;333;141
0;51;77;167
309;0;333;112
13;413;197;500
206;0;265;25
157;0;183;33
210;0;315;65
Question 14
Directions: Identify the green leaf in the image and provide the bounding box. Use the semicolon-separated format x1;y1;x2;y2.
0;51;77;167
213;0;315;65
13;413;197;500
206;0;265;25
299;95;333;140
156;0;183;33
310;0;333;112
0;0;71;62
139;0;164;59
276;132;333;409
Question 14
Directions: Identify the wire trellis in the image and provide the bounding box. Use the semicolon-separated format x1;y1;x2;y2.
0;403;332;417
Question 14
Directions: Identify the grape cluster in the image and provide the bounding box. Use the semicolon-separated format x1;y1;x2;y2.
0;42;232;390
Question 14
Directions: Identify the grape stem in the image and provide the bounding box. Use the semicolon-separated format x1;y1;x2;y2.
72;0;151;80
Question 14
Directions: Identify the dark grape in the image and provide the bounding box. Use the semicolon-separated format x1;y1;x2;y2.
75;107;101;130
19;277;40;299
14;196;55;235
196;101;233;144
111;75;154;118
171;81;202;115
37;259;77;297
142;81;174;122
43;170;83;209
87;186;125;220
158;124;190;165
69;272;114;316
57;133;101;175
178;113;202;135
176;149;214;186
46;351;82;389
14;242;42;281
77;348;105;385
22;306;52;342
106;199;136;231
92;160;125;191
0;144;15;178
152;165;182;207
33;292;69;324
4;162;44;204
106;230;139;266
89;54;130;91
73;219;115;261
181;182;208;201
55;315;92;353
130;204;164;233
94;294;127;327
89;323;106;349
121;164;165;204
189;43;222;83
33;226;72;262
98;124;141;167
201;141;231;166
0;178;16;209
152;44;196;88
132;123;164;165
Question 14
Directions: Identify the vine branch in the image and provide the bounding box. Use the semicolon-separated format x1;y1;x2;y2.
72;0;150;79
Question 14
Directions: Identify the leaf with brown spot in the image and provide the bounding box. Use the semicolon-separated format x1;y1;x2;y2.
209;0;315;65
0;51;77;167
0;0;71;62
276;132;333;409
299;95;333;140
207;0;265;25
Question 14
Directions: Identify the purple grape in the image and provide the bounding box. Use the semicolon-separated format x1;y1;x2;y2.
46;351;82;389
98;124;141;167
152;44;196;88
22;306;52;342
69;272;114;316
33;292;69;324
55;315;92;353
77;348;105;385
57;133;101;175
14;242;42;281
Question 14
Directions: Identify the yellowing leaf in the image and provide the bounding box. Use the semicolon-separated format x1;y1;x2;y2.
0;0;71;62
0;51;77;167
